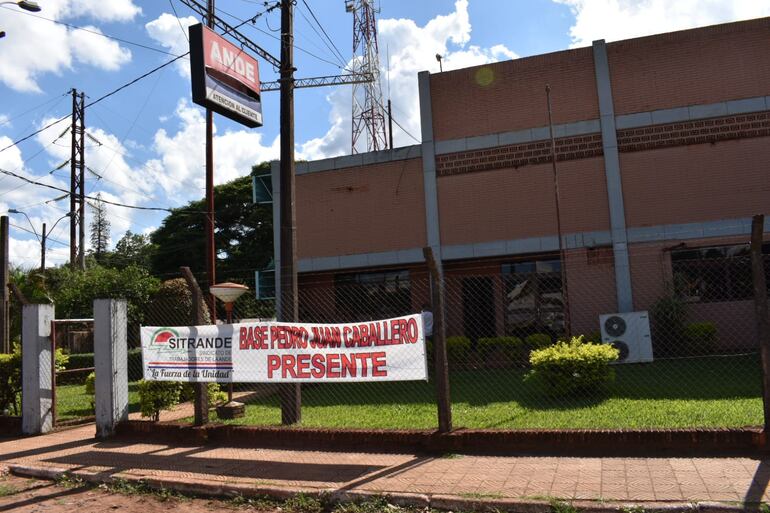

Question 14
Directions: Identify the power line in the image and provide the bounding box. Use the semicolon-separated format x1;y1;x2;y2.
0;52;189;155
0;6;186;58
8;222;67;247
168;0;191;43
0;166;202;213
299;0;347;66
0;92;69;129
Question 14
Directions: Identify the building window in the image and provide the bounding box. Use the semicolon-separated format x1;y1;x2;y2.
671;243;770;303
502;258;564;337
334;269;411;322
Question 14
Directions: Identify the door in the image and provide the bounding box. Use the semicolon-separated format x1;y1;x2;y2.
462;277;496;343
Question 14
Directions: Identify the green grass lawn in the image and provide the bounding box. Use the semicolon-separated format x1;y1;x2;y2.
207;354;763;429
56;381;141;422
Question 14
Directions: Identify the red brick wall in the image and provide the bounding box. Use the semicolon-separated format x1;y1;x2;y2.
430;47;599;141
437;157;610;246
565;248;616;336
620;136;770;228
296;159;426;259
608;18;770;115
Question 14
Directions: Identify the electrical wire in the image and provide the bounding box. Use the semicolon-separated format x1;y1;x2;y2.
0;53;189;155
168;0;190;42
299;0;348;66
0;166;204;213
0;6;186;58
8;222;67;247
0;92;69;129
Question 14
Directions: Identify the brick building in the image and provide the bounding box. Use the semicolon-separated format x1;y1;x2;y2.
268;18;770;351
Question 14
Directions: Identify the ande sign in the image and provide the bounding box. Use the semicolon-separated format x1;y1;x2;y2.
141;314;428;383
189;23;263;128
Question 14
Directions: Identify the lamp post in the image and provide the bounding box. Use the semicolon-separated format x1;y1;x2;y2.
8;210;72;270
210;281;248;418
1;1;41;39
0;1;41;11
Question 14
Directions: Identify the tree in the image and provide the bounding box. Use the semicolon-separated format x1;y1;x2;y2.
150;162;273;286
89;193;110;261
103;231;156;270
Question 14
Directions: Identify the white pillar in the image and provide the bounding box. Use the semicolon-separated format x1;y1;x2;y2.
94;299;128;438
22;303;54;435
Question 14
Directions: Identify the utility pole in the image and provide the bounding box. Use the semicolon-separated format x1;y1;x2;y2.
205;0;217;320
279;0;301;425
41;222;46;271
0;216;8;354
69;89;85;270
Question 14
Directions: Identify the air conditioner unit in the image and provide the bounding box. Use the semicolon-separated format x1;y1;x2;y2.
599;311;653;364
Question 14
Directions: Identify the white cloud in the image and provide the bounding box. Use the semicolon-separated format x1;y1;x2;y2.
149;99;279;198
145;13;198;77
299;0;518;158
554;0;770;47
69;25;132;70
0;0;139;92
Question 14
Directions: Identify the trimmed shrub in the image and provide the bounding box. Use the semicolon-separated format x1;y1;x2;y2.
525;333;553;350
137;380;184;422
528;336;619;396
445;336;471;364
477;336;525;364
85;372;96;396
0;346;22;415
127;348;143;381
684;322;717;355
145;278;211;328
65;352;94;371
650;290;687;356
180;383;227;406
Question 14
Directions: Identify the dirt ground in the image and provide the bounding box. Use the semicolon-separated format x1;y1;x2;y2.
0;472;278;513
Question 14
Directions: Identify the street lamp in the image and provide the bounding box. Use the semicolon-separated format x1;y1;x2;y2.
8;209;72;270
1;1;41;41
0;1;41;12
210;281;249;417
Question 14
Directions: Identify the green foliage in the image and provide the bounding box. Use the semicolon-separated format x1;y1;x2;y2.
85;372;96;396
445;336;471;363
650;287;688;356
145;278;210;327
54;347;68;373
526;333;553;350
477;336;525;363
127;348;143;381
179;383;227;406
0;345;22;415
65;352;94;371
150;162;273;280
51;264;160;337
529;336;619;396
101;231;156;270
684;322;717;355
137;380;184;421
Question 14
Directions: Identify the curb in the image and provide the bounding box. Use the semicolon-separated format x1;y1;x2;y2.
7;463;755;513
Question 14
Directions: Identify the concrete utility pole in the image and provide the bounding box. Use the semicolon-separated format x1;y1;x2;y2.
279;0;301;425
205;0;217;320
69;89;85;270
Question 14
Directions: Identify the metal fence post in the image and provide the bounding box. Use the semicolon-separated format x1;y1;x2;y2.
751;214;770;433
21;303;54;435
181;267;209;425
423;246;452;433
94;299;128;438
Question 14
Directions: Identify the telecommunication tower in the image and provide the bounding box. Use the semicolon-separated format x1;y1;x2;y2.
346;0;387;153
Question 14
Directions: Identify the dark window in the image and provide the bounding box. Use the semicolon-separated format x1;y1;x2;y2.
671;243;770;303
334;269;411;322
502;258;564;337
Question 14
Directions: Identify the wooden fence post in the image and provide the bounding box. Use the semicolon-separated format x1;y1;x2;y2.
181;266;209;426
423;246;452;433
751;215;770;434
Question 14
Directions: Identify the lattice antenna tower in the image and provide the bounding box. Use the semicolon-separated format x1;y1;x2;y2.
346;0;387;153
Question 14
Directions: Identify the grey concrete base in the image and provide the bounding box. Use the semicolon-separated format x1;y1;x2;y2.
94;299;129;438
21;304;54;435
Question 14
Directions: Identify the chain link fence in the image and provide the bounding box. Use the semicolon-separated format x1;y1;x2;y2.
130;241;768;430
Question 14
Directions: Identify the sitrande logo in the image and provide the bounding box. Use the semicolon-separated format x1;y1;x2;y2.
151;327;179;348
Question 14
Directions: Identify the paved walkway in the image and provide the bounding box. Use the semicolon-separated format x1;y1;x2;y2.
1;422;769;509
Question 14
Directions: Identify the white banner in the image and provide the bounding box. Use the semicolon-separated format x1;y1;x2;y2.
141;314;427;383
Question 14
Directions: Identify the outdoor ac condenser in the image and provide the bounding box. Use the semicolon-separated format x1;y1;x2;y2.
598;311;653;364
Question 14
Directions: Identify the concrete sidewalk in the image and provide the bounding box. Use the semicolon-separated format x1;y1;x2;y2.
1;423;769;511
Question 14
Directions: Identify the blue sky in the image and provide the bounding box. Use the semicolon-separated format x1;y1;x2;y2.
0;0;768;268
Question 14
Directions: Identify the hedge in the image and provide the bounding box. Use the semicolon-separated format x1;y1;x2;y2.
528;336;619;396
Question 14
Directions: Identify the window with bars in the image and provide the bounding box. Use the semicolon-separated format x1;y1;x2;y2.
334;269;412;322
